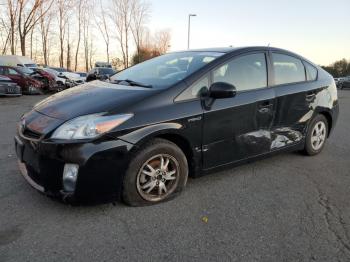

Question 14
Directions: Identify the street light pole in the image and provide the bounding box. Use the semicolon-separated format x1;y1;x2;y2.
187;14;197;49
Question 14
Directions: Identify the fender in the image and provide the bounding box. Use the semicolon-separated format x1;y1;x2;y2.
117;122;184;146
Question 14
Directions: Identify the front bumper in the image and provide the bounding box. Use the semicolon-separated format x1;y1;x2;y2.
15;134;134;202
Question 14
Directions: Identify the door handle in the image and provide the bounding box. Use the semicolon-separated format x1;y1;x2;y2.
258;102;273;113
258;107;270;114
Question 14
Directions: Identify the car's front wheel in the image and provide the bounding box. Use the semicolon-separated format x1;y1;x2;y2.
123;138;188;206
304;114;329;156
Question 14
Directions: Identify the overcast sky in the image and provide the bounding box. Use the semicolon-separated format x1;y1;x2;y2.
146;0;349;65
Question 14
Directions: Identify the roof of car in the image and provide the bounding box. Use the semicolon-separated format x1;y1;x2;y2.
175;46;299;55
173;46;316;66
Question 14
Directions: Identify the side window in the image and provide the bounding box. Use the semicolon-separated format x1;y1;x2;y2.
0;67;4;75
175;75;209;102
8;68;19;75
304;62;318;81
212;53;267;91
272;53;306;85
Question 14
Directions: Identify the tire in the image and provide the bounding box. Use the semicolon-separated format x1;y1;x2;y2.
123;138;188;206
304;114;329;156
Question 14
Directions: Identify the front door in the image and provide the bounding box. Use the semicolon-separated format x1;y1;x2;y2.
202;52;275;170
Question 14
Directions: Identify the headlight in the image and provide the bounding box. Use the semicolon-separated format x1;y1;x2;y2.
51;113;133;140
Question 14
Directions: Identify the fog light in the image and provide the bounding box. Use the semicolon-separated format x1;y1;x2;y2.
63;164;79;192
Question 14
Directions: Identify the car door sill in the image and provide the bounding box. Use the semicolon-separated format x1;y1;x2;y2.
201;140;305;175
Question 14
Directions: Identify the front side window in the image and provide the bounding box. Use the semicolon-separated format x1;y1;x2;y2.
110;51;224;89
272;53;306;85
8;68;19;75
212;53;267;92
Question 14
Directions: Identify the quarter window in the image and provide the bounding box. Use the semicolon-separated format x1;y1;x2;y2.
175;75;209;102
212;53;267;92
272;53;306;85
304;62;318;81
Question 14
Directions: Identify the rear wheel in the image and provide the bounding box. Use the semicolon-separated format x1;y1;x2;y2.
304;114;328;156
123;138;188;206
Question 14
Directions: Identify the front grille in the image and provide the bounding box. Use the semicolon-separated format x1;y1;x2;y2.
23;128;42;140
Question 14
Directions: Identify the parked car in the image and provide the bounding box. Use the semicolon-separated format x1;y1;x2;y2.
0;66;43;94
0;55;38;69
15;47;339;206
0;76;21;96
76;72;87;82
95;62;112;68
43;68;73;91
49;67;84;86
339;77;350;89
86;67;116;82
18;67;56;93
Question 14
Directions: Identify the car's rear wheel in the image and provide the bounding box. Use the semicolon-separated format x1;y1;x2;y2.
123;138;188;206
304;114;328;156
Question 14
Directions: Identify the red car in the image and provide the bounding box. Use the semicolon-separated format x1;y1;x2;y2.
0;66;43;94
31;68;57;92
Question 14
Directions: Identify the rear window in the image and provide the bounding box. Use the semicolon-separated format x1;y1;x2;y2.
304;62;318;81
272;53;306;85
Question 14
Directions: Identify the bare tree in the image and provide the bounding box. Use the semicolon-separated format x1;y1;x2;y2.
39;3;52;65
93;0;111;64
110;0;135;68
17;0;53;56
66;23;71;70
82;2;90;71
131;0;150;64
0;15;11;54
57;0;71;67
6;0;19;54
154;29;171;54
74;0;83;71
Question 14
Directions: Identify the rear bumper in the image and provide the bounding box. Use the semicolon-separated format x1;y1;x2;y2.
15;134;135;202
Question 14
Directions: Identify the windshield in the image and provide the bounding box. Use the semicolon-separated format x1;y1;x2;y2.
16;67;34;75
25;63;37;68
99;68;115;75
110;51;225;88
44;68;58;76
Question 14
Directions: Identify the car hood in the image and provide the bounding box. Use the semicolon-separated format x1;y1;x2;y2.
34;80;158;121
62;72;81;80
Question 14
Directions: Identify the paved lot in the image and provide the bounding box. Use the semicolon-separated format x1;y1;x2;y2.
0;91;349;262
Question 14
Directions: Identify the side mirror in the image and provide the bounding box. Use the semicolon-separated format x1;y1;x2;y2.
209;82;236;99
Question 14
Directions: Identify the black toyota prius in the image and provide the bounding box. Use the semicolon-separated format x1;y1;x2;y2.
15;47;339;206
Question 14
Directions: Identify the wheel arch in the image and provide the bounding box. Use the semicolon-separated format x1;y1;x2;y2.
318;111;333;137
154;133;196;177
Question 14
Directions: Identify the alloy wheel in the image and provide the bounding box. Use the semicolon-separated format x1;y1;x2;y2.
311;121;327;151
136;154;179;202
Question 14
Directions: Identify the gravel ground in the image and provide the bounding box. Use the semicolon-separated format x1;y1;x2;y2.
0;91;349;262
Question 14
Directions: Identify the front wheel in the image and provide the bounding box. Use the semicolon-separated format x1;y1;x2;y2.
304;114;328;156
123;138;188;206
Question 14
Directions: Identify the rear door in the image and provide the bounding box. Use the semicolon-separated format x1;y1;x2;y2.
202;52;275;169
269;52;319;150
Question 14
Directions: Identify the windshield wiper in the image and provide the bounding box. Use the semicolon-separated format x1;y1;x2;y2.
112;79;153;88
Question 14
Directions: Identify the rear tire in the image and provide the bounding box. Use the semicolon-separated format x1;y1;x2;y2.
304;114;328;156
123;138;188;206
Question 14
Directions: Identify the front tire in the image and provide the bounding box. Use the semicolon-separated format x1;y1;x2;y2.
123;138;188;206
304;114;328;156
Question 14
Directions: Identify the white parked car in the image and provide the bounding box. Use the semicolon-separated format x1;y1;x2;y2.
43;68;73;91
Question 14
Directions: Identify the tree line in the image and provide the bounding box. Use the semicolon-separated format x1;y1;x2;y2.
321;59;350;78
0;0;171;71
